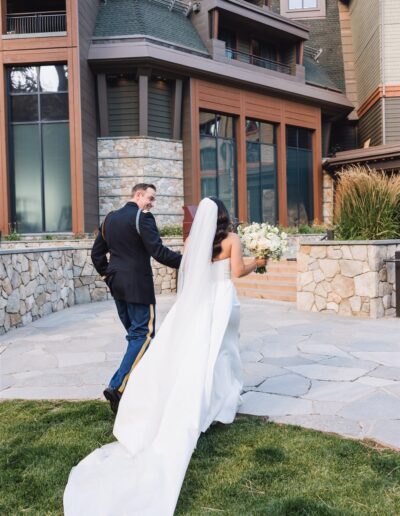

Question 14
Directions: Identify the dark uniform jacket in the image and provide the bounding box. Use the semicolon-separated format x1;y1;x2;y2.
91;202;182;305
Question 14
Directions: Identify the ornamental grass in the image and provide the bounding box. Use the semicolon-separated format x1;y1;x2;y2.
334;166;400;240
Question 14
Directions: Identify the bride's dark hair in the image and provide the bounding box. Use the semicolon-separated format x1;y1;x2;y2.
209;197;232;260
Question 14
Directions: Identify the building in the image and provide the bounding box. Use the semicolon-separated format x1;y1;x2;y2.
0;0;358;237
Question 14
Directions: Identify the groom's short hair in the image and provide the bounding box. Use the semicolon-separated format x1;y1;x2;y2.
132;183;156;195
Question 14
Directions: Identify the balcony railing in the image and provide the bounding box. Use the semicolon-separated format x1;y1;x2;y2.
225;47;291;75
6;11;66;35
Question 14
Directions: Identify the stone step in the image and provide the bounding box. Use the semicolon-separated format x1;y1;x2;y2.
236;287;297;302
234;279;296;292
242;271;297;282
235;259;298;301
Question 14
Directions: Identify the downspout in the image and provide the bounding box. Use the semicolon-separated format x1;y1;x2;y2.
380;0;386;144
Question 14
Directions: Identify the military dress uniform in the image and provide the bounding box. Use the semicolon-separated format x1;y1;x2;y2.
91;202;182;408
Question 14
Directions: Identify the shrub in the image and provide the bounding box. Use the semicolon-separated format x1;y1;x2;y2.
159;224;182;237
5;224;20;241
278;223;327;235
334;166;400;240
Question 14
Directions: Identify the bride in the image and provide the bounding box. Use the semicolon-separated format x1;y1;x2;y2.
64;196;266;515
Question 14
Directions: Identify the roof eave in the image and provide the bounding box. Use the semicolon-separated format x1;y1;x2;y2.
88;40;353;111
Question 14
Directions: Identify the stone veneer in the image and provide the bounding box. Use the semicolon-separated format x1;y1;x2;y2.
98;137;184;226
0;238;182;334
297;240;400;318
322;171;334;224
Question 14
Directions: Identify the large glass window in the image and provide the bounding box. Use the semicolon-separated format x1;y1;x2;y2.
200;112;237;217
246;119;278;224
286;126;313;226
289;0;317;8
8;64;71;233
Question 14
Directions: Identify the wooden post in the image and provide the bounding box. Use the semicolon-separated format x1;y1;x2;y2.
97;73;109;137
138;71;150;136
172;79;183;140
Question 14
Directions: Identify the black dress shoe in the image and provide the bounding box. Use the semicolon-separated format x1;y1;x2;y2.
103;387;121;414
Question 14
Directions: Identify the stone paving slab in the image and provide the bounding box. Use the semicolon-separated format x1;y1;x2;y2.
1;296;400;450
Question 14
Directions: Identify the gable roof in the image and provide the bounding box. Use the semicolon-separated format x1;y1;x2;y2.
93;0;209;55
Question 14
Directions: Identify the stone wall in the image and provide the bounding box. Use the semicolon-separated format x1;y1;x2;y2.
297;241;400;318
322;171;334;224
0;238;183;334
98;137;184;226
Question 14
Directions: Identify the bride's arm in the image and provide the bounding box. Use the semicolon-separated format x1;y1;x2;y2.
230;233;266;278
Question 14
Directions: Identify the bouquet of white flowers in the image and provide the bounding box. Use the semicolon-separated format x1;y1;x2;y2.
237;222;288;273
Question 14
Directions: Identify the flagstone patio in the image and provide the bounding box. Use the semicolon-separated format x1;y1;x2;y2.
1;295;400;450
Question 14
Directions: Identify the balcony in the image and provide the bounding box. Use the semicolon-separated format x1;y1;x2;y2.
5;11;66;35
225;47;291;75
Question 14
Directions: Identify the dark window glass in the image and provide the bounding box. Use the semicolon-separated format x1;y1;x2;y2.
260;122;276;145
246;119;278;224
8;63;71;233
9;66;38;93
246;120;260;142
200;111;237;217
286;126;314;225
11;95;38;122
298;128;312;149
217;115;233;139
200;112;217;136
13;124;42;233
200;137;217;198
286;126;298;147
43;123;71;231
40;93;69;121
40;65;68;92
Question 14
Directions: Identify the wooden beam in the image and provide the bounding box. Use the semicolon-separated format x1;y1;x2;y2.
213;9;219;40
138;74;149;136
97;73;109;137
172;79;183;140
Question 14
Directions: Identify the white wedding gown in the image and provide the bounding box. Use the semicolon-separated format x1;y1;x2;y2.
63;257;242;516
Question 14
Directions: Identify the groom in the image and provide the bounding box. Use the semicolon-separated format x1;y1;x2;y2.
91;183;182;413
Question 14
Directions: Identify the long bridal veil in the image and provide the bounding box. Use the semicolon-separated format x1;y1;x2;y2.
64;198;241;516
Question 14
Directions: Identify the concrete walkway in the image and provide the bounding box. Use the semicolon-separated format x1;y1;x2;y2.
1;296;400;450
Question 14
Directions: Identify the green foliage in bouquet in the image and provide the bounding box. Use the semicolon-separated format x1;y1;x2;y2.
334;166;400;240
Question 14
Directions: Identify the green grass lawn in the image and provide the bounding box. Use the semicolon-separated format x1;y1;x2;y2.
1;401;400;515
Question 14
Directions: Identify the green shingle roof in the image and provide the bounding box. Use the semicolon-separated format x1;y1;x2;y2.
304;56;342;92
93;0;209;55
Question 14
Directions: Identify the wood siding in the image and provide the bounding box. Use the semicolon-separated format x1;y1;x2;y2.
78;0;100;232
338;1;358;114
107;78;139;136
148;80;172;139
383;0;400;84
185;78;322;225
385;97;400;144
350;0;381;106
358;99;383;147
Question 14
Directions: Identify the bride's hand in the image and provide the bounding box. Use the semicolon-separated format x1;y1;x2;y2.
255;258;267;268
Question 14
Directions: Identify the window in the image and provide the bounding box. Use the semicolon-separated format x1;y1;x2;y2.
246;120;278;224
199;112;237;217
8;64;71;233
289;0;317;8
281;0;325;18
286;126;314;226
